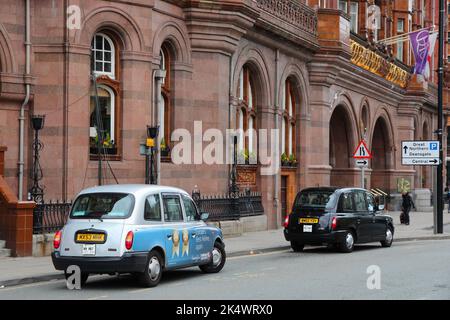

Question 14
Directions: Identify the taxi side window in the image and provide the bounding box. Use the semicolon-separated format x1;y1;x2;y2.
354;191;368;213
339;193;354;213
366;192;376;213
182;195;198;222
144;194;161;221
163;195;183;222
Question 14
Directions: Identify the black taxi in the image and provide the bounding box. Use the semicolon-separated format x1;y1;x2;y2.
283;187;394;253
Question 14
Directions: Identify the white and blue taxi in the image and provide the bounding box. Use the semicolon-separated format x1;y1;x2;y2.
52;184;226;287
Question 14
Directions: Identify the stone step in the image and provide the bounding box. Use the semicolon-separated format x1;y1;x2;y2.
0;240;5;249
0;248;11;258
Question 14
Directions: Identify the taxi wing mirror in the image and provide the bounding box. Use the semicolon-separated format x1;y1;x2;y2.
200;212;209;222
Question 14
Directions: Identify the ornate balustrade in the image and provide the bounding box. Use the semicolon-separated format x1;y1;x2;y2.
256;0;318;36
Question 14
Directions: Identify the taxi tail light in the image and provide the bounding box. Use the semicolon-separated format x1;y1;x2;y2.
54;230;62;249
125;231;134;250
283;215;290;228
331;217;337;230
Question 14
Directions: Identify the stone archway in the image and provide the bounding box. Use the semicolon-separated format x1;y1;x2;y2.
370;116;393;191
329;104;357;187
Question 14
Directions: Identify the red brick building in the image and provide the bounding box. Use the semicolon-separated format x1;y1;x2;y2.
0;0;447;239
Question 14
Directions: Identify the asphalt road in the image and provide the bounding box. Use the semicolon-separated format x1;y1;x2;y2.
0;240;449;300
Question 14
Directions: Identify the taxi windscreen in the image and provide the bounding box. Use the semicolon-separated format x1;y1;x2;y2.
70;193;135;219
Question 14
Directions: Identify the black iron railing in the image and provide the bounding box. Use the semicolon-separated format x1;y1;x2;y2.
192;190;264;221
33;201;71;234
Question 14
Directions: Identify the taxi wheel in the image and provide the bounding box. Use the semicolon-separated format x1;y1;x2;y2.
290;241;304;252
199;241;226;273
64;271;89;286
139;250;163;287
380;226;394;248
339;231;355;253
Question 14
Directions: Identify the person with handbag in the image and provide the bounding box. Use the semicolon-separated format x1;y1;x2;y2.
401;191;415;225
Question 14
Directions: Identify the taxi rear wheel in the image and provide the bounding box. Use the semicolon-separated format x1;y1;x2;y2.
199;241;226;273
139;250;163;287
339;231;355;253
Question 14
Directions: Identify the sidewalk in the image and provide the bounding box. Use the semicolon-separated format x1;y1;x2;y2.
0;211;449;287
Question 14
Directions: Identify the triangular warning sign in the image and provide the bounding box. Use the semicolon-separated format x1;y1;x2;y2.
353;140;372;159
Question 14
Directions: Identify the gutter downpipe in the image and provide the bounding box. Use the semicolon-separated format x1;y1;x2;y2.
274;49;280;227
19;0;31;201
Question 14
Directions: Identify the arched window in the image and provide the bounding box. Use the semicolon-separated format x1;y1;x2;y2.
89;32;120;158
237;65;257;161
91;33;115;79
159;45;172;158
282;79;296;158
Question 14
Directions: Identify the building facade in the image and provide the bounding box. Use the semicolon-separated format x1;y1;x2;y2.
0;0;445;232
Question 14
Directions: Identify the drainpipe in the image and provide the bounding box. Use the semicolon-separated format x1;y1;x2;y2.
274;49;280;226
19;0;31;201
154;69;166;185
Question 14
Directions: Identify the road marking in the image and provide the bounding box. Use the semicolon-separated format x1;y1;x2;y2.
88;295;108;300
128;288;152;294
228;249;291;260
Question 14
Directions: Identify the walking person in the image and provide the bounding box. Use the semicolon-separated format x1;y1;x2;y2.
401;191;415;225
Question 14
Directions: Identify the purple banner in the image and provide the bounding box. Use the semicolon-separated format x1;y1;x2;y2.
410;30;430;75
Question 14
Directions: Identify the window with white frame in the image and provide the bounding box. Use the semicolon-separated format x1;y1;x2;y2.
397;19;405;32
349;2;358;33
90;85;116;151
339;1;359;33
89;32;120;157
281;78;296;161
237;65;257;161
91;33;115;79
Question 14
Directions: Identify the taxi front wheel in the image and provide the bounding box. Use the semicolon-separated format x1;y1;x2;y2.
139;250;163;287
199;241;226;273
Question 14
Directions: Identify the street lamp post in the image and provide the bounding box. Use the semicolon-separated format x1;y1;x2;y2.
29;114;45;204
437;0;445;234
146;125;159;185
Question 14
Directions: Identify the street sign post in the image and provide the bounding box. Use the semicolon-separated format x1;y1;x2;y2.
401;141;440;166
353;140;372;189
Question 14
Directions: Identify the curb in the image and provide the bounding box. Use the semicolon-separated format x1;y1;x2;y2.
0;273;65;288
1;235;449;288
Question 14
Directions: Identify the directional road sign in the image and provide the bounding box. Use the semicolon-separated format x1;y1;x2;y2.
353;140;372;159
355;159;369;167
401;140;440;166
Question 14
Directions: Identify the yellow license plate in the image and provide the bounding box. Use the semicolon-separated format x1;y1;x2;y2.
299;218;319;224
76;233;105;242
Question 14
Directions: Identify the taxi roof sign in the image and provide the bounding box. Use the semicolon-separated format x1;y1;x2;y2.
353;140;372;159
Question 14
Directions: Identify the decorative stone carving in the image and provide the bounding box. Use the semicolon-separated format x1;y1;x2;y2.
256;0;318;36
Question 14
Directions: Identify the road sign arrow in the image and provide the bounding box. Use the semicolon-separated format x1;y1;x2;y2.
403;145;408;154
430;159;438;164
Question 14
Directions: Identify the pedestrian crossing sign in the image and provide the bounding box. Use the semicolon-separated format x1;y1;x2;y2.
353;140;372;159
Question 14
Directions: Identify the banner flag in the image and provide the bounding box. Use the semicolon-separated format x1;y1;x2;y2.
410;29;430;75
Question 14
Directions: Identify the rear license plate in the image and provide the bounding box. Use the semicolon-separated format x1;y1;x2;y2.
82;244;96;255
303;225;313;233
299;218;319;224
76;233;105;243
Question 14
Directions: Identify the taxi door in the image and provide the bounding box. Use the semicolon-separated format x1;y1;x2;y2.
162;193;192;268
181;194;211;264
